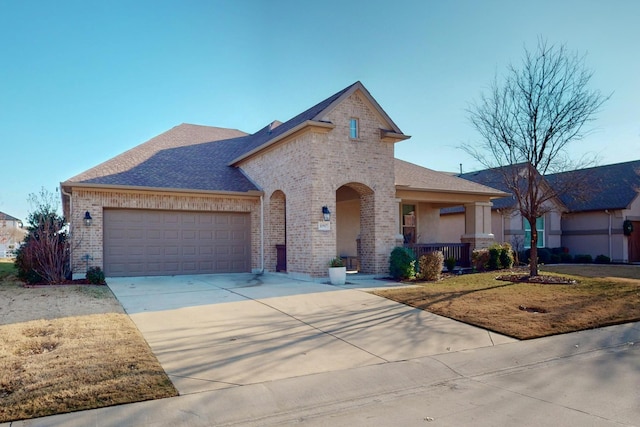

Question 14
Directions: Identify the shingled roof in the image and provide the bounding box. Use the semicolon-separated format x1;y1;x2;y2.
0;211;21;222
394;159;508;196
454;165;525;210
546;160;640;212
63;81;398;193
63;124;256;192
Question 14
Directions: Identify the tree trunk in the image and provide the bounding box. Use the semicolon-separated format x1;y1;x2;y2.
529;224;539;276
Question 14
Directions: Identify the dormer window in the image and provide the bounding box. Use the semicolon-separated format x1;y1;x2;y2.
349;118;359;139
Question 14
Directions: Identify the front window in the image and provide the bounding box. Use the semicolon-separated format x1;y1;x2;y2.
349;118;359;139
402;204;416;244
524;216;544;248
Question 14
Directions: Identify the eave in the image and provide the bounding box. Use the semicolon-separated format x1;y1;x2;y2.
60;181;264;198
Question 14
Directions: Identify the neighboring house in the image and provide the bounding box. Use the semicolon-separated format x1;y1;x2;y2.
61;81;506;279
441;164;565;254
546;160;640;262
0;211;25;258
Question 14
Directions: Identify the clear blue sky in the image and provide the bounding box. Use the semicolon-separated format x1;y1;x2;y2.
1;0;638;221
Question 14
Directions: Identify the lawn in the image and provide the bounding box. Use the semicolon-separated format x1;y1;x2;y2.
0;261;178;423
373;264;640;340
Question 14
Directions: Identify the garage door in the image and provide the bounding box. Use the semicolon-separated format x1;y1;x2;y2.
103;209;251;277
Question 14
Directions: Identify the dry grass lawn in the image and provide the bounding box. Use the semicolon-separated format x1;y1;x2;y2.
0;262;177;423
373;265;640;340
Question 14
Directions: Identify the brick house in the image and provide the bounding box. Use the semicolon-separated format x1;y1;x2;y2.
61;82;506;279
441;164;565;254
0;211;25;258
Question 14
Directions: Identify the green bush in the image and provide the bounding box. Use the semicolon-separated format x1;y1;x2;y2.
86;266;106;285
522;247;552;264
389;247;416;280
418;251;444;281
488;245;502;270
594;254;611;264
573;254;593;263
549;254;561;264
559;253;573;263
444;256;456;272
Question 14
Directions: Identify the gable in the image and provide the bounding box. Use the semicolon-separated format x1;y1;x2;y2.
229;81;409;166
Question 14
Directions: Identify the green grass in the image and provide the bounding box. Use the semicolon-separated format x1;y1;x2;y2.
0;260;17;279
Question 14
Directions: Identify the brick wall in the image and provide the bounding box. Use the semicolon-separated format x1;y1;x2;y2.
240;90;398;277
69;188;260;276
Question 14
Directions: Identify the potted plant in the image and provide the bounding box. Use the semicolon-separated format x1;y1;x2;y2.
328;256;346;285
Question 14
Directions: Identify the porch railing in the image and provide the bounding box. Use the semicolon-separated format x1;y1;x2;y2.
404;243;471;268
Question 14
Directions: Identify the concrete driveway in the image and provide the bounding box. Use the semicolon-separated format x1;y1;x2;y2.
107;273;515;395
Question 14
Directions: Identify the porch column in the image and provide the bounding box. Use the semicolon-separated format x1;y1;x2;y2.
394;198;404;247
461;202;495;254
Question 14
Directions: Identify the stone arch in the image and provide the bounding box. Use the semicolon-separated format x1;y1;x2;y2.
268;190;286;272
336;182;375;274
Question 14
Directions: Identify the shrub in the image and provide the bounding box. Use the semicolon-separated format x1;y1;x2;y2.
499;243;514;269
472;248;490;271
594;254;611;264
444;256;456;272
559;253;573;263
14;188;70;285
418;251;444;281
488;245;502;270
389;247;416;280
573;254;593;263
522;247;552;265
86;267;106;285
549;254;561;264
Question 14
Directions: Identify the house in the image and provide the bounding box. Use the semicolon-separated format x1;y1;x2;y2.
0;211;24;258
546;160;640;262
441;164;565;254
442;160;640;263
61;82;506;279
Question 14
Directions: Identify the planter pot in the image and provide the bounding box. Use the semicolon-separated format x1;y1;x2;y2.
328;266;347;285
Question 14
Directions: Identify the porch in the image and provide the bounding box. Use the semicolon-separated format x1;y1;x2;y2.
405;243;471;268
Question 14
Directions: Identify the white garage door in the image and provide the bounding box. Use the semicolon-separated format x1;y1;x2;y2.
103;209;251;277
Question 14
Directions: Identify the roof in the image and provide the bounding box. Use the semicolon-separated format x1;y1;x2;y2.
394;159;508;197
63;81;408;193
454;165;524;210
546;160;640;212
63;124;257;193
0;211;21;222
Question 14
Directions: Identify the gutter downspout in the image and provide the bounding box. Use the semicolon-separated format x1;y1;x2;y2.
605;210;612;259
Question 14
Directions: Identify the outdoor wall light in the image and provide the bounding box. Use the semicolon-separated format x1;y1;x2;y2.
322;206;331;221
83;211;93;227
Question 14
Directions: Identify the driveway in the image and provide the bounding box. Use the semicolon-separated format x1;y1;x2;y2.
107;273;515;394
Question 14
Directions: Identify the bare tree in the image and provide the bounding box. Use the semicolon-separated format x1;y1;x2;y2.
15;188;70;284
465;38;609;276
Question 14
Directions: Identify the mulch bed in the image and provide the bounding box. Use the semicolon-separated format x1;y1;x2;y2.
495;273;577;285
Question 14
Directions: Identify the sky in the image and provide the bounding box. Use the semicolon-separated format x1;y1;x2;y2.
1;0;638;221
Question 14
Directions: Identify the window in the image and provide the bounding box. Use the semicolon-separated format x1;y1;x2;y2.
524;216;544;248
349;118;358;139
402;204;416;244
